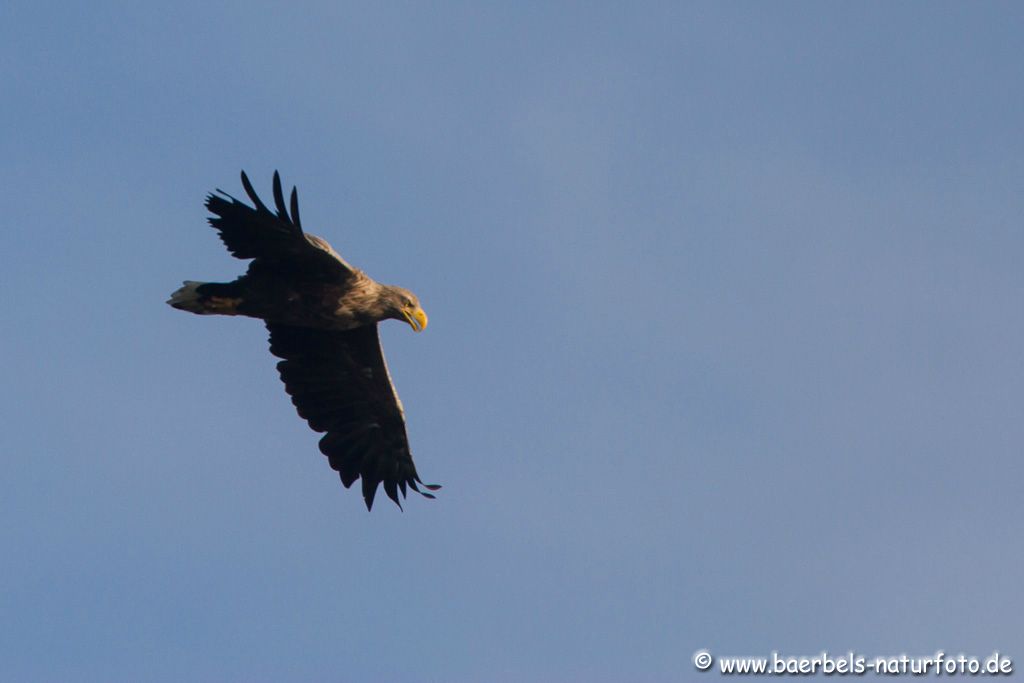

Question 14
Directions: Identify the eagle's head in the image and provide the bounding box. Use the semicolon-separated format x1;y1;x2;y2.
379;285;428;332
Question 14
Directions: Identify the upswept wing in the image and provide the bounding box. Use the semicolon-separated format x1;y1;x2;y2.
206;171;355;283
266;323;440;510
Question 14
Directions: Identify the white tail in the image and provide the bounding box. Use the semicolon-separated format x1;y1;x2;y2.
167;281;208;313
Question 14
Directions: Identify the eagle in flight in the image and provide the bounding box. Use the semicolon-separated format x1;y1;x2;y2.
168;171;439;510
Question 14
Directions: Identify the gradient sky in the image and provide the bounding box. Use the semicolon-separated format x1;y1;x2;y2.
3;2;1023;681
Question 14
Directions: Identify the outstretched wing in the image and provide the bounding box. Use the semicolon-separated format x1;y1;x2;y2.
266;322;440;510
206;171;355;284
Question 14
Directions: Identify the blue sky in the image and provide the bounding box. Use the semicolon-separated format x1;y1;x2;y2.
2;2;1023;681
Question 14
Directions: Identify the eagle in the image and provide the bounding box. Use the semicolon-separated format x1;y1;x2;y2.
168;171;439;510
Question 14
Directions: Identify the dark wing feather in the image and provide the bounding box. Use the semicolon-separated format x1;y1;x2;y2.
205;171;354;284
272;171;289;222
266;322;440;510
289;186;302;229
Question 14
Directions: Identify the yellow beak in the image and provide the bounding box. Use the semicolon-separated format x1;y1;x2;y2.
402;306;428;332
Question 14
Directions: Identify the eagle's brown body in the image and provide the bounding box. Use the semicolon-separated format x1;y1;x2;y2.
168;171;436;510
172;268;391;331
